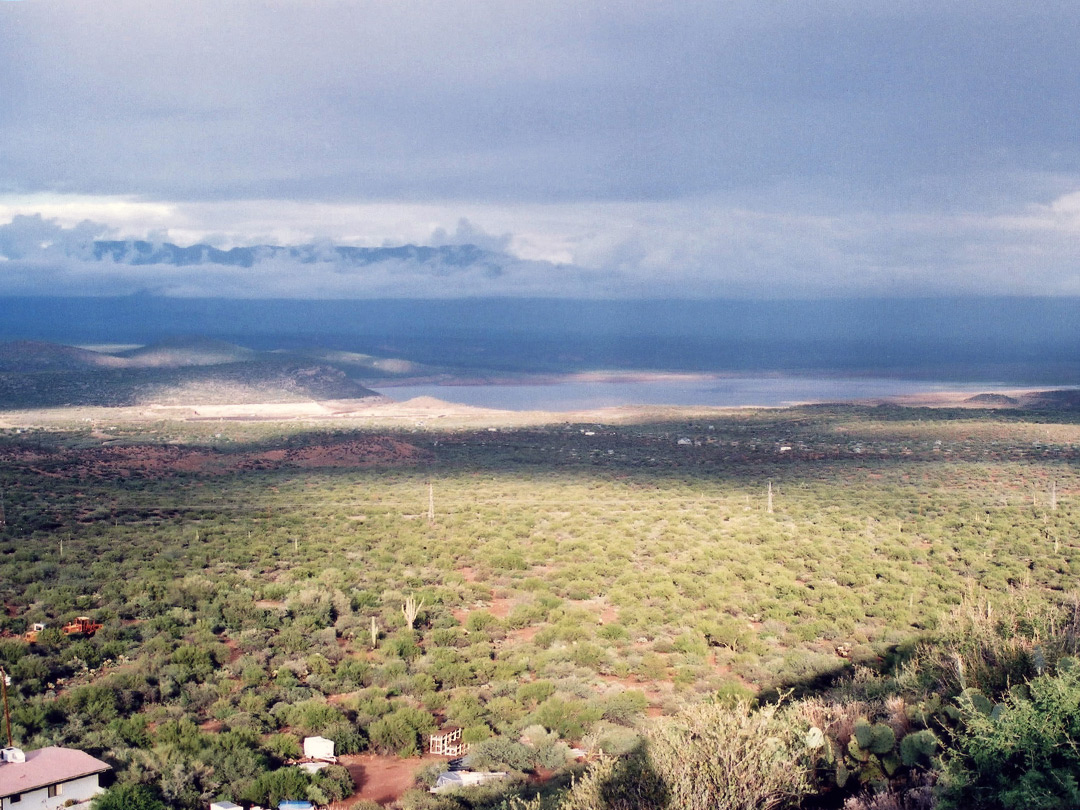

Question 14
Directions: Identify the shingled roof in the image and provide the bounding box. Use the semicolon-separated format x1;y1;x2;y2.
0;747;111;797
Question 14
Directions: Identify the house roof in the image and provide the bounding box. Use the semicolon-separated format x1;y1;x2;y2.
432;770;509;793
0;747;111;797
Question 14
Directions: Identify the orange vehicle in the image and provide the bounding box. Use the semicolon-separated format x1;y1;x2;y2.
62;616;102;636
23;623;46;643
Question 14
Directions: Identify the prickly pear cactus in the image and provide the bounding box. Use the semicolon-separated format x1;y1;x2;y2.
899;729;938;767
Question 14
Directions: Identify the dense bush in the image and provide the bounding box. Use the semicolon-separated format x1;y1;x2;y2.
368;705;436;756
940;660;1080;810
3;408;1080;808
92;784;167;810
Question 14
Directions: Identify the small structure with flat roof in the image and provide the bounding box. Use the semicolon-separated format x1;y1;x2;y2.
432;771;509;793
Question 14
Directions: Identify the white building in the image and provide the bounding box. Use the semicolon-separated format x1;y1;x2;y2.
0;746;111;810
301;736;336;763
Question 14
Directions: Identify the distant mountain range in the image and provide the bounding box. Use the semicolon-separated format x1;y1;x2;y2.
89;240;507;276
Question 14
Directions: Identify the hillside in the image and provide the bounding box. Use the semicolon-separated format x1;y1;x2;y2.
0;339;386;407
117;336;257;367
0;405;1078;808
0;340;131;372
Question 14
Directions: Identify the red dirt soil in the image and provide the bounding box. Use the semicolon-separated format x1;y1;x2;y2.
0;437;433;478
221;637;243;664
337;754;444;806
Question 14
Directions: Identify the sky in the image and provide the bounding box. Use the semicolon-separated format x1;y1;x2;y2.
1;0;1079;299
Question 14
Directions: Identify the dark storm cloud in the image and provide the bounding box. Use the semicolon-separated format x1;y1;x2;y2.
2;1;1077;204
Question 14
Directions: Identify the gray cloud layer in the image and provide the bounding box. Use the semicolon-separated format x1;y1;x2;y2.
3;1;1078;204
1;1;1078;298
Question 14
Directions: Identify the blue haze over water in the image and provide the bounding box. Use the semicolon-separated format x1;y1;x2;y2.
3;297;1079;395
376;377;1013;411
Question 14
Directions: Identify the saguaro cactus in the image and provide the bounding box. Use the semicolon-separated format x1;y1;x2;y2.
402;596;424;630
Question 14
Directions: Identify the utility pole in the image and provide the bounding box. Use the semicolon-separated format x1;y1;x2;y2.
767;480;774;514
1051;480;1058;511
1;666;12;747
427;481;435;524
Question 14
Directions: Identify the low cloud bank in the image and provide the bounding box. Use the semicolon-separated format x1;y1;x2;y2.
2;200;1080;300
0;215;609;299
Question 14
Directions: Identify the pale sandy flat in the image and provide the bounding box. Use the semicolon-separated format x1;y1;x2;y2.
0;385;1066;430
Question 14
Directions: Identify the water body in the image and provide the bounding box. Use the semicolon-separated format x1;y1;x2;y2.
375;375;1012;411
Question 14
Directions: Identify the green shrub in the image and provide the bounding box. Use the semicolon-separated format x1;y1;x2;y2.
517;680;556;708
466;611;500;632
263;733;302;761
602;690;649;726
313;764;354;802
244;767;313;807
469;737;536;772
92;784;166;810
532;696;602;741
940;662;1080;810
644;700;811;810
367;705;436;756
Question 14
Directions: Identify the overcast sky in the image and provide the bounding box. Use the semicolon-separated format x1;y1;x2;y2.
1;0;1078;298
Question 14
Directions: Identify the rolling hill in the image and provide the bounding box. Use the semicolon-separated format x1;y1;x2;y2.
0;338;390;408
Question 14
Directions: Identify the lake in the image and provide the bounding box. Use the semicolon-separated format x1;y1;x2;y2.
373;375;1014;411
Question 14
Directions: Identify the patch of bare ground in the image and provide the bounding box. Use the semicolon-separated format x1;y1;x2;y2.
709;653;757;691
488;595;514;619
507;625;539;643
596;673;668;716
221;637;242;664
0;436;433;478
337;754;443;806
579;596;618;625
335;636;369;658
328;690;361;706
0;397;794;432
456;566;480;583
451;590;516;626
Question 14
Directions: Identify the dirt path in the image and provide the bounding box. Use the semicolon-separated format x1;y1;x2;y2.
338;753;444;806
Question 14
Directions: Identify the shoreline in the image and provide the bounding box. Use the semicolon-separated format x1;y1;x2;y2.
0;383;1075;430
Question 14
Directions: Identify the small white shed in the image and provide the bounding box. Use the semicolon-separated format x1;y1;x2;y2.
210;802;242;810
302;736;336;762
